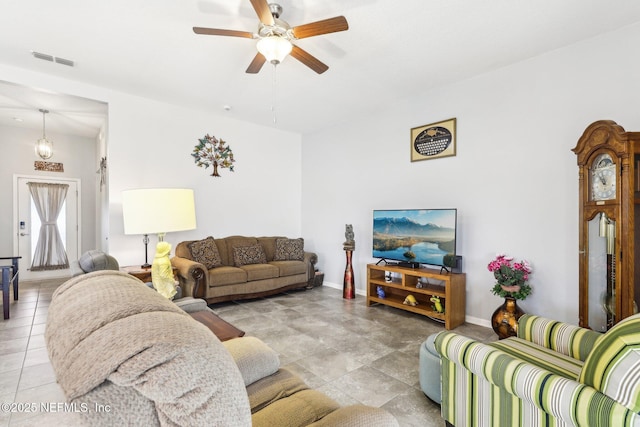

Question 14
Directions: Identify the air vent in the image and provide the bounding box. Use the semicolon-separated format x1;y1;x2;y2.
31;51;53;62
31;51;75;67
54;57;74;67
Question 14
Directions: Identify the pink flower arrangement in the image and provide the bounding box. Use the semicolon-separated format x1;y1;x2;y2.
488;254;532;300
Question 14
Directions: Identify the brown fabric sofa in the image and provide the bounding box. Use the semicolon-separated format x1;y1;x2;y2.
45;271;398;426
171;235;318;304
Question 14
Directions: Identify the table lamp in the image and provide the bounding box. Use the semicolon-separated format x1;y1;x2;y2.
122;188;197;268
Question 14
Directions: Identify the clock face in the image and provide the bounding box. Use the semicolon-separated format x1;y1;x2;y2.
591;153;616;201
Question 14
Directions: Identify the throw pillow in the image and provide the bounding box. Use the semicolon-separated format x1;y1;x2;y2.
233;244;267;267
274;238;304;261
188;237;222;269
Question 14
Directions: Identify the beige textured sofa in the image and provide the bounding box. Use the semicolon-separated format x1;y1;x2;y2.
45;271;397;426
171;235;318;304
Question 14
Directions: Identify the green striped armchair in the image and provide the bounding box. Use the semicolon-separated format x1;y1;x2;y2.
435;313;640;427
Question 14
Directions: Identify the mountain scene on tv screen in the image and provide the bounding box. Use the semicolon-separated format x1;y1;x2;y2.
373;216;455;265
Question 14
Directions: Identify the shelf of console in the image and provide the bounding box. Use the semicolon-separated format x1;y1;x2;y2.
366;263;466;330
367;295;446;321
368;278;446;298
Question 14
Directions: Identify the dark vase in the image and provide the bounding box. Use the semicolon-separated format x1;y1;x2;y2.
343;250;355;299
491;296;525;339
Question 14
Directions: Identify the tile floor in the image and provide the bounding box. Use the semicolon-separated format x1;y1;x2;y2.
0;279;495;426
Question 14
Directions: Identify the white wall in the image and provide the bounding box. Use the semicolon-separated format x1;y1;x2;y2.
96;124;109;252
0;124;97;255
105;92;303;266
0;64;303;268
301;22;640;326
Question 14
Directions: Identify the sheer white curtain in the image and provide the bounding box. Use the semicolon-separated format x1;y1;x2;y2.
28;182;70;271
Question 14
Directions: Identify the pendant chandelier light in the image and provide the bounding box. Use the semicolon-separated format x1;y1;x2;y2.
35;109;53;160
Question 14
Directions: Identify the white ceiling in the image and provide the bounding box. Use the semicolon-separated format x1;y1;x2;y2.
2;0;640;138
0;80;107;139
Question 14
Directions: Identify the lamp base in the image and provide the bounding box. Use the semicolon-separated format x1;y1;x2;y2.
142;234;151;270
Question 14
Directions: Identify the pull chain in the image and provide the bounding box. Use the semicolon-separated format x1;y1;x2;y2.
271;63;278;124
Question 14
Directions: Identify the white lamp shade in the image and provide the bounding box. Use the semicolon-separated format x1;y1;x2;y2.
257;36;292;64
122;188;196;235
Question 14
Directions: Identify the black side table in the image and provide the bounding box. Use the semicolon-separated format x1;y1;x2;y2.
1;256;21;319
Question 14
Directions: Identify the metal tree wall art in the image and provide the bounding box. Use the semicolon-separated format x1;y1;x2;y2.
192;134;235;177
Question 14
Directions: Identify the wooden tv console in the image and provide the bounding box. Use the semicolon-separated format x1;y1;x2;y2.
366;263;466;330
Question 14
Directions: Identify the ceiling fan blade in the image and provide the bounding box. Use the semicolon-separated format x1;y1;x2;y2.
250;0;274;26
290;45;329;74
291;16;348;39
246;53;267;74
193;27;254;38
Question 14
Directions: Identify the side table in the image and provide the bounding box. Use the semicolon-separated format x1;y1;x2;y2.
120;265;177;283
1;256;21;320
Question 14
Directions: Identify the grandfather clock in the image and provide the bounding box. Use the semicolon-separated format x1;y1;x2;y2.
573;121;640;331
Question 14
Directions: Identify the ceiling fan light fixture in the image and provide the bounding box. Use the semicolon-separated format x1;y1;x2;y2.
257;36;292;64
192;1;348;74
35;109;53;160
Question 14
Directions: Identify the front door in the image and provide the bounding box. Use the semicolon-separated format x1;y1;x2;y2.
14;176;80;280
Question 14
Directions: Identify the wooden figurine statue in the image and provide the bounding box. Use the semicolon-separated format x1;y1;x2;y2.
343;224;355;250
403;294;418;306
430;296;444;313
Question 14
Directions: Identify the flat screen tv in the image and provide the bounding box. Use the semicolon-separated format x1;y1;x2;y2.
372;209;457;268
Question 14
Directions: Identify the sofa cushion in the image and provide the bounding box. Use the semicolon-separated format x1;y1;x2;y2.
222;337;280;387
489;336;584;379
269;260;307;277
517;314;602;362
579;313;640;413
257;237;279;262
241;264;280;281
233;244;268;267
246;368;309;414
252;389;340;427
308;405;401;427
208;266;248;287
274;238;304;261
188;237;222;269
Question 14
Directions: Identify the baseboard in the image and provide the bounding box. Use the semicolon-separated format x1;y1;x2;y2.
465;315;491;329
323;281;366;296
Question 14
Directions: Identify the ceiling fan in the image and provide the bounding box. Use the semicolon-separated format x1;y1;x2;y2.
193;0;348;74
